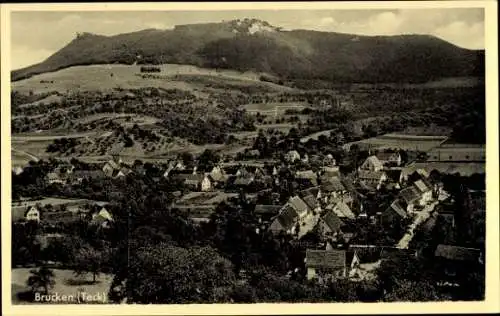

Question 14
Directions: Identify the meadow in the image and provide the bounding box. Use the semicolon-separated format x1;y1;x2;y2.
11;268;113;305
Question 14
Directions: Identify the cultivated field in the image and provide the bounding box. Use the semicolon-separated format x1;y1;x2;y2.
11;64;288;95
343;133;449;152
11;268;113;305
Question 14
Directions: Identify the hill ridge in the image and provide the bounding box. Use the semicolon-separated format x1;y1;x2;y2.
12;19;484;83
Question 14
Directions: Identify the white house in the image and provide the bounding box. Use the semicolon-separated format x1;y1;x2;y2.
285;150;301;163
359;156;384;172
201;174;213;192
25;206;40;222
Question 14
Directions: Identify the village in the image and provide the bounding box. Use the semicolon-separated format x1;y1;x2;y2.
11;129;485;291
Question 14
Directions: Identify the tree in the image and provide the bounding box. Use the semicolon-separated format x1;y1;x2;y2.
73;245;110;283
27;267;55;295
127;244;236;303
383;280;442;302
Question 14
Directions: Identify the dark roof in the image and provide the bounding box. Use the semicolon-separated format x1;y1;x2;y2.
385;169;402;182
399;187;421;204
321;211;343;232
254;205;282;215
299;186;320;198
288;196;311;214
358;170;385;180
305;249;346;269
302;195;319;210
276;205;299;230
387;200;407;218
434;245;481;262
320;177;345;192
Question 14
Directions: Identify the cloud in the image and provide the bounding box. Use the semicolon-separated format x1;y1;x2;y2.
433;21;485;49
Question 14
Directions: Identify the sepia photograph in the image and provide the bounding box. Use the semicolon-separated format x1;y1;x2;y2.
1;1;498;314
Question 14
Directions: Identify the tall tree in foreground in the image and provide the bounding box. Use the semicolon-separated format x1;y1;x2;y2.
127;244;235;303
73;246;110;283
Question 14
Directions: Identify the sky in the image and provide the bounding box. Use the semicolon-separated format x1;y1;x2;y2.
10;8;485;70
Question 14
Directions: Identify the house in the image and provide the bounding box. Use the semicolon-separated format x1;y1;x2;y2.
299;186;322;200
285;150;301;163
295;170;318;186
115;167;133;179
398;187;421;213
330;201;356;220
184;174;211;191
269;205;300;234
254;204;282;223
381;200;408;226
287;195;311;219
358;170;387;190
359;156;383;172
233;175;255;188
385;169;404;188
320;177;349;202
302;194;321;214
305;249;357;282
103;160;120;177
317;211;344;237
321;165;340;177
12;166;24;175
413;180;433;204
70;170;105;183
376;151;402;166
209;165;226;183
268;196;311;235
47;172;66;184
91;207;113;228
25;206;41;222
434;245;483;281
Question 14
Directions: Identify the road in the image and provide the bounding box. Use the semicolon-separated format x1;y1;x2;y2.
396;190;449;249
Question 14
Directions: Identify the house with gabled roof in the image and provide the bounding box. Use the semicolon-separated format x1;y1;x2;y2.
103;159;121;178
398;186;422;213
413;179;433;205
376;151;402;166
381;200;408;226
91;207;114;228
305;249;358;282
287;195;311;219
331;201;356;220
358;170;387;191
317;210;344;237
269;205;300;234
302;194;321;214
434;244;483;281
295;170;318;187
25;206;41;222
254;204;282;223
359;156;383;172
